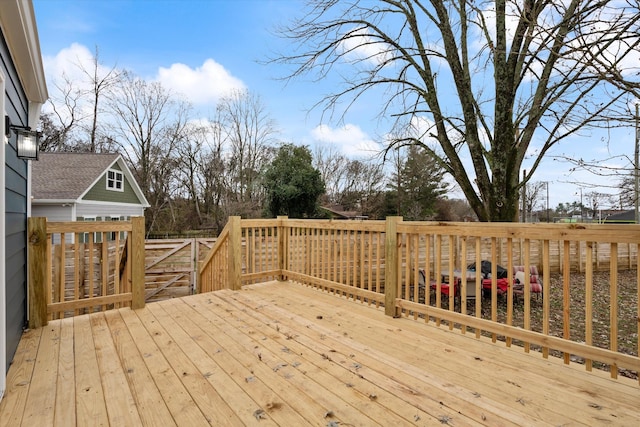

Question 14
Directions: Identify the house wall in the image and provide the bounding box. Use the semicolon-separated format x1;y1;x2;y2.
83;165;142;205
31;204;73;221
76;202;145;219
1;28;30;373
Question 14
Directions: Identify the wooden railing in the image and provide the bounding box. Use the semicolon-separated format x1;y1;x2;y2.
198;216;640;383
199;216;282;292
27;217;145;328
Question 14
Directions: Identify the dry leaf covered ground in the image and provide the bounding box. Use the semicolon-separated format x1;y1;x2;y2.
433;270;639;379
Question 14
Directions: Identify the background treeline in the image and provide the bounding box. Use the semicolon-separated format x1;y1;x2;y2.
40;53;472;236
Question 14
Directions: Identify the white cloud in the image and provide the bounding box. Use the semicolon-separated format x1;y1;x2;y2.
43;42;96;85
310;123;381;157
156;59;245;104
339;27;392;66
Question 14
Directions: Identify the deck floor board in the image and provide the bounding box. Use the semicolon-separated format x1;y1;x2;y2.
238;282;640;425
1;281;639;426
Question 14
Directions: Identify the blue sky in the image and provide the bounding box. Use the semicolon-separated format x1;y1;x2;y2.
32;0;638;213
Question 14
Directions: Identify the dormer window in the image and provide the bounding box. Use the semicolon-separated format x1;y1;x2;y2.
107;169;123;191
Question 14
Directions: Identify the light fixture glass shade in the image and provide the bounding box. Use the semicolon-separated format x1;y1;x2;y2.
16;129;39;160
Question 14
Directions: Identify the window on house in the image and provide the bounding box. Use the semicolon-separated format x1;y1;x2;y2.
109;216;120;241
80;217;100;243
106;169;124;191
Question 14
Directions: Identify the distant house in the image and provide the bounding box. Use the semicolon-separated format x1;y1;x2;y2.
32;153;150;230
603;209;637;224
321;205;368;220
1;0;48;396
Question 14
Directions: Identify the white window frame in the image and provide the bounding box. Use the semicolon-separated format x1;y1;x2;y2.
109;216;120;241
106;169;124;192
80;216;99;243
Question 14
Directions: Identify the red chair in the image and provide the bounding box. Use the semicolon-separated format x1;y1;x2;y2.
429;276;461;296
513;265;542;298
481;277;510;294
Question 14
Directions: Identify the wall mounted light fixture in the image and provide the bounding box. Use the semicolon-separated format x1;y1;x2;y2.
5;115;40;160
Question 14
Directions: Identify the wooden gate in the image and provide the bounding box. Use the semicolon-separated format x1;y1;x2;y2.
144;238;216;302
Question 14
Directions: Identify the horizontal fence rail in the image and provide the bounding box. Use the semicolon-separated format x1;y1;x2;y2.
28;217;145;328
198;216;640;384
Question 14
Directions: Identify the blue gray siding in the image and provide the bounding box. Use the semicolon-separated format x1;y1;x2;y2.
2;27;29;372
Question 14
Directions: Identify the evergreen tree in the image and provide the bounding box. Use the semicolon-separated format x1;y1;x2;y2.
389;145;449;220
263;144;325;218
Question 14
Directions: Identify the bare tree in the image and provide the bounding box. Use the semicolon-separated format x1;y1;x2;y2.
79;47;122;152
219;90;277;217
107;71;191;233
44;73;88;151
522;181;545;222
198;119;231;232
337;159;386;217
585;191;614;219
174;118;232;231
41;46;122;153
313;145;349;205
274;1;640;221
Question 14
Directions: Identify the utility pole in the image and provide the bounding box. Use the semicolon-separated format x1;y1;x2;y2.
575;187;583;221
635;103;639;224
545;181;550;223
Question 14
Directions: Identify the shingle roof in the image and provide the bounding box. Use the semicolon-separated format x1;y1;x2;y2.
32;152;120;200
605;209;636;222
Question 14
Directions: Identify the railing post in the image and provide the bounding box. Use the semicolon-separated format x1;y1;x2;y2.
277;216;288;281
28;217;48;328
228;216;242;290
385;216;401;317
131;216;145;309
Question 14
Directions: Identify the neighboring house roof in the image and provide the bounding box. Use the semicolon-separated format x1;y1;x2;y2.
605;209;636;222
32;152;150;207
321;205;368;220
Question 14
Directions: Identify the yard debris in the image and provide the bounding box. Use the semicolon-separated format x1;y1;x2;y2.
327;421;340;427
368;393;377;400
438;415;452;424
245;376;255;383
253;409;267;420
324;410;334;418
273;363;288;372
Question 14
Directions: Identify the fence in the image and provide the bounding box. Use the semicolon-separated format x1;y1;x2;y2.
27;217;145;328
198;216;640;383
144;237;216;301
199;217;282;292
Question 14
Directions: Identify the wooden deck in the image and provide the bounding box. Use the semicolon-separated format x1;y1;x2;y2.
1;281;639;426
